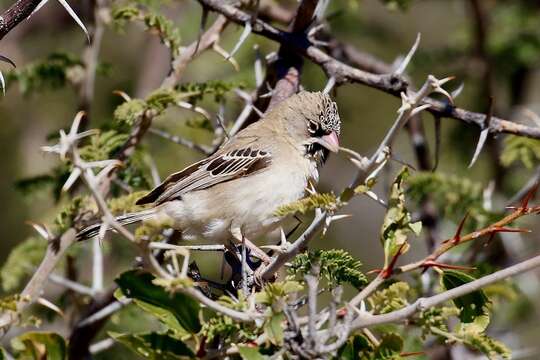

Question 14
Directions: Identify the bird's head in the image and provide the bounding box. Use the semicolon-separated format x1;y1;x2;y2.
270;91;341;163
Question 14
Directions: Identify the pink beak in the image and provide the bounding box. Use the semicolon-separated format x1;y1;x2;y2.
317;131;340;153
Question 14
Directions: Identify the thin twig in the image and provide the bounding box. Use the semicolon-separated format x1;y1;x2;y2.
351;252;540;330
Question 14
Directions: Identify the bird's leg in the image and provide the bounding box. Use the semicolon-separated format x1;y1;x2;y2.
230;227;271;264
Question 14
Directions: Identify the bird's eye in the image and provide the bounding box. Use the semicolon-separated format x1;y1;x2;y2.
308;121;319;135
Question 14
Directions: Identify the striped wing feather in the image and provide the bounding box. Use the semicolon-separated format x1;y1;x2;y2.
136;147;271;205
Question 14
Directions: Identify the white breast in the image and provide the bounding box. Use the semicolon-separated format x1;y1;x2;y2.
159;154;318;245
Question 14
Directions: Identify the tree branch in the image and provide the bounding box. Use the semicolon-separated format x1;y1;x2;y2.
0;0;42;40
351;252;540;330
197;0;540;140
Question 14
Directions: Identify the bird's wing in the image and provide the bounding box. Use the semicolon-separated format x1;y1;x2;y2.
135;146;272;205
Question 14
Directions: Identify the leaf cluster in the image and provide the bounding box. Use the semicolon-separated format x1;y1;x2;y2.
367;282;411;314
275;192;339;217
7;52;83;95
112;5;181;55
407;171;499;230
501;135;540;169
288;249;367;289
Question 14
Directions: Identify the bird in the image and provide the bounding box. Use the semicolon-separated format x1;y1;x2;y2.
77;91;341;262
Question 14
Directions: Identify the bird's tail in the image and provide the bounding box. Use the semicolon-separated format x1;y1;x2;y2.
76;209;157;240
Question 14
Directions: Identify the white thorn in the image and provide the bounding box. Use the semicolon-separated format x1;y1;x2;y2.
228;22;252;60
331;214;352;222
27;221;52;240
410;103;432;117
57;0;90;42
323;76;336;94
37;297;64;317
451;82;465;99
394;33;421;76
0;70;5;96
62;168;82;192
468;127;489;168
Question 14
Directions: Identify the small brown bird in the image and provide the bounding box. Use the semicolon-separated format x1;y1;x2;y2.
77;91;341;260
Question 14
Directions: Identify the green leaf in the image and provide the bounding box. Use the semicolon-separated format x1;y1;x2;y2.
407;172;499;231
238;346;267;360
288;249;367;289
336;335;372;360
114;99;147;127
1;237;47;291
0;347;8;360
79;130;129;162
115;270;201;333
11;332;66;360
110;331;194;359
264;313;285;346
133;300;190;338
441;270;489;323
381;167;420;267
455;318;511;360
417;306;459;340
375;332;403;358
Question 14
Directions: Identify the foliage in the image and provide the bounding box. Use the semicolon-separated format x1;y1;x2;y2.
115;270;201;333
112;4;181;55
275;192;339;216
1;237;47;292
381;168;421;268
501;135;540;169
407;171;499;230
368;282;411;314
200;295;257;344
288;249;367;289
336;332;404;360
7;52;83;95
79;130;129;162
10;332;66;360
441;270;489;323
110;331;194;359
1;0;535;359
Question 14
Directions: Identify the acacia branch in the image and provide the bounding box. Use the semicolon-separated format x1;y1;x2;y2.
197;0;540;140
260;211;326;281
0;0;42;40
351;252;540;330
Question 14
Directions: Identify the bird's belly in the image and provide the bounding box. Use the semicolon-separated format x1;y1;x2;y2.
162;161;315;244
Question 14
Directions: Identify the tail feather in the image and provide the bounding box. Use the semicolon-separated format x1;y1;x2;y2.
76;209;156;240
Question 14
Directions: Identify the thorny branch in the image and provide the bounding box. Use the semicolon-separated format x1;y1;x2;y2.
0;0;42;40
197;0;540;140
